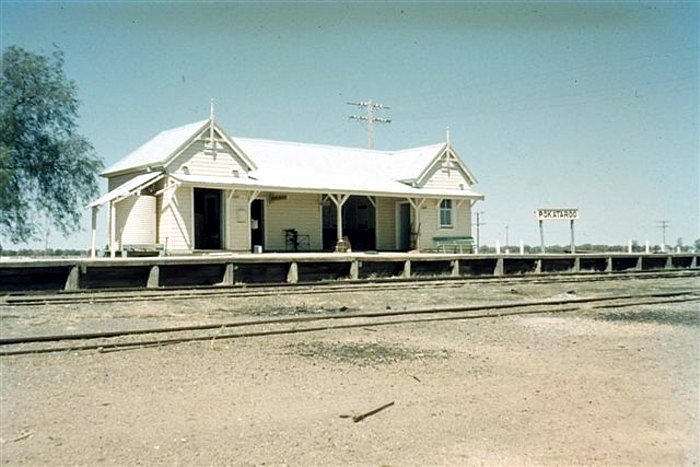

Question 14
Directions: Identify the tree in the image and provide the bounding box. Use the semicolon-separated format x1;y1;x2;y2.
0;45;102;244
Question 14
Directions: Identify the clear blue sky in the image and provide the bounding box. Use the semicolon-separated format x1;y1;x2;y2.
1;1;698;250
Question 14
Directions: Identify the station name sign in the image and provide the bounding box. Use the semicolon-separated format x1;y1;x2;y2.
536;208;580;221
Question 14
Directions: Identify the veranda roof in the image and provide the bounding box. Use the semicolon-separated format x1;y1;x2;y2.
88;172;162;208
171;173;483;199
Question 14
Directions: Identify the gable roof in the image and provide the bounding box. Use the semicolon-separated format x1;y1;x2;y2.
234;138;437;195
102;120;209;176
101;119;482;199
102;119;257;176
413;145;478;186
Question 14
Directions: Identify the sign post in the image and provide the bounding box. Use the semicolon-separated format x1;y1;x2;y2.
570;219;575;254
535;209;580;254
539;220;545;253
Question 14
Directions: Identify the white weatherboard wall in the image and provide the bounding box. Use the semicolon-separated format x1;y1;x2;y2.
159;185;193;252
265;193;322;251
375;197;398;250
419;199;472;248
169;139;248;177
115;195;157;246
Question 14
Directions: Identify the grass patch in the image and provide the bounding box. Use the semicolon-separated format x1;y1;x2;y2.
287;341;446;366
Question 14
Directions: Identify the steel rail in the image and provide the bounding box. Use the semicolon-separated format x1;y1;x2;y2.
3;270;698;307
1;291;697;357
1;290;694;345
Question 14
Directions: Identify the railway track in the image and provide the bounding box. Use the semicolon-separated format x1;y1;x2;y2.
1;289;697;357
2;269;698;307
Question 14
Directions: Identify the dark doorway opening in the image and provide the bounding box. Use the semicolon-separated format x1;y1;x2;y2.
194;188;223;250
322;196;376;251
397;202;411;251
250;199;265;251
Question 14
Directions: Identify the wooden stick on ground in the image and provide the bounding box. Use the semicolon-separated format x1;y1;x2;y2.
352;401;395;423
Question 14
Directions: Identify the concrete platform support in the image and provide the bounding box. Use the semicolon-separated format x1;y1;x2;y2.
287;262;299;283
350;260;360;280
451;260;460;277
494;257;504;276
403;260;411;278
635;257;642;271
692;256;697;269
605;257;613;272
64;266;80;291
221;263;235;286
146;266;160;288
665;256;673;269
534;259;542;274
572;257;580;273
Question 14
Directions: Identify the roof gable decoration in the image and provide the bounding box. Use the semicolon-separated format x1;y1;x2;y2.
101;117;258;177
414;144;478;188
162;120;258;174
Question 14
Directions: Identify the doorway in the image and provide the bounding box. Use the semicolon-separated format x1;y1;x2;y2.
194;188;223;250
322;196;376;251
250;199;265;251
397;202;411;251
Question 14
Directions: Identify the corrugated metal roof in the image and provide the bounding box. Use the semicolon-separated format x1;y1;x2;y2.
229;138;479;198
99;119;482;199
102;120;209;175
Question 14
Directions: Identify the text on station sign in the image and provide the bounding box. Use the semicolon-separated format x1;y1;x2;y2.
536;209;580;220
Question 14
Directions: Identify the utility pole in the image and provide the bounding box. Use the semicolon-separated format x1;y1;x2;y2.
656;220;670;251
473;211;486;254
347;100;391;149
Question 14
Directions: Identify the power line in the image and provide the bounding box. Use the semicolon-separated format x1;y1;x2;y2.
473;211;486;254
656;220;670;250
347;100;391;149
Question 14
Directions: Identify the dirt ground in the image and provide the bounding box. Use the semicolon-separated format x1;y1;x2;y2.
0;277;698;465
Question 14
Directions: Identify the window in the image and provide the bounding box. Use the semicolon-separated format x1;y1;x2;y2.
439;199;453;228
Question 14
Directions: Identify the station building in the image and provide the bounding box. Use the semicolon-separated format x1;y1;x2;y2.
89;115;484;256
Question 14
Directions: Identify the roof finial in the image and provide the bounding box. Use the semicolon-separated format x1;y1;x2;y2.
209;98;217;158
446;126;450;146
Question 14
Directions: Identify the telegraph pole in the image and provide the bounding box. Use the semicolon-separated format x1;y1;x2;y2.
348;100;391;149
656;220;670;251
473;211;486;254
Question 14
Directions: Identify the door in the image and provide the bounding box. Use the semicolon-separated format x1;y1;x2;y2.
194;188;222;250
250;199;265;251
397;202;411;251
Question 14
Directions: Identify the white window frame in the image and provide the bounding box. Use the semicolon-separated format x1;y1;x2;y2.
439;199;453;229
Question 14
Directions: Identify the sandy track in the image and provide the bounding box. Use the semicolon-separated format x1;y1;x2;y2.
1;278;698;465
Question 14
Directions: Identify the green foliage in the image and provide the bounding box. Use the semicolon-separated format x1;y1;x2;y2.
0;45;102;244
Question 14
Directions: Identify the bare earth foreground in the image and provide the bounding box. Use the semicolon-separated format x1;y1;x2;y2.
1;277;698;465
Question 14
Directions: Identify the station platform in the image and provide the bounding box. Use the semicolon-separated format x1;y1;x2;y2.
0;252;697;292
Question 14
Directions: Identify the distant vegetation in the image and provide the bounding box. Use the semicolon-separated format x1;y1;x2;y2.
477;243;697;254
0;248;89;258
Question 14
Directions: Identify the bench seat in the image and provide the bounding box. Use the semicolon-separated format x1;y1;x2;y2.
432;236;474;254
